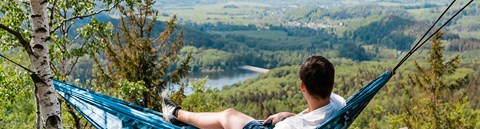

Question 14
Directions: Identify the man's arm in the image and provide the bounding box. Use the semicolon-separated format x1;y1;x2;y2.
263;112;296;125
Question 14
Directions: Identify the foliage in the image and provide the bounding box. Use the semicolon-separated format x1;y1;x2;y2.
90;0;192;111
74;14;414;70
393;32;479;128
0;53;35;128
338;42;371;61
117;79;148;103
0;1;30;50
179;77;224;112
345;15;416;50
1;0;126;128
180;46;232;71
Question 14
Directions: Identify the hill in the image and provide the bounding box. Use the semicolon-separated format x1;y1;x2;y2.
205;54;480;127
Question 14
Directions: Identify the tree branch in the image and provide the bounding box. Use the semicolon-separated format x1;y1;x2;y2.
50;1;121;34
67;36;87;76
66;103;82;129
48;0;58;28
0;23;36;57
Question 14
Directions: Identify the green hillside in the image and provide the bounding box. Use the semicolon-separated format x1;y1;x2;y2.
185;48;480;127
1;0;479;128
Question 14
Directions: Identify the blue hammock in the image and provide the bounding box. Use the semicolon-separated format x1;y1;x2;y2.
53;71;392;129
54;80;191;129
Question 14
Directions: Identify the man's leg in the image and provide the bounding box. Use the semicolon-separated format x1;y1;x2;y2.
177;108;255;129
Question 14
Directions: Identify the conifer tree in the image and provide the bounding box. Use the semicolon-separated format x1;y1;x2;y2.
91;0;192;111
398;31;478;128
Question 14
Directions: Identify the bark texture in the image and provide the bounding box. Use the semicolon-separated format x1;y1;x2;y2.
29;0;63;128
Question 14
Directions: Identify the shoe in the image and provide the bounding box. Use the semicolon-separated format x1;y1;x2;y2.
161;91;187;126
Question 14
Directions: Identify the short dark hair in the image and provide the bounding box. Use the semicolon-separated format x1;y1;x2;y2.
299;55;335;99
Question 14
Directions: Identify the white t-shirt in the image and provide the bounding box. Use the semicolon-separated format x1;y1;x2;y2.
274;93;346;129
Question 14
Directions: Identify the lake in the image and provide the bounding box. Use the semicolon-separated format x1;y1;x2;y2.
189;68;263;90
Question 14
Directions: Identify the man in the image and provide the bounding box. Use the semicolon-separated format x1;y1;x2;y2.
162;55;346;129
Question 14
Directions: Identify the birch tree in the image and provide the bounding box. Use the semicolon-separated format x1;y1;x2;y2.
1;0;122;128
26;0;62;128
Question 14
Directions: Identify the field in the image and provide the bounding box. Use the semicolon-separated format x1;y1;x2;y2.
407;1;480;39
157;2;274;25
210;30;299;40
407;8;439;21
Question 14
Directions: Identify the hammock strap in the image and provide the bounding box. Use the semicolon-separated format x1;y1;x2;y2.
0;52;49;85
395;0;456;69
0;53;35;73
393;0;473;72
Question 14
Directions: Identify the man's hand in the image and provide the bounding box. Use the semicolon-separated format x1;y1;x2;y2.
263;112;296;125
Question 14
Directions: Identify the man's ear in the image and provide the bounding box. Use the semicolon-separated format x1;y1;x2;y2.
300;81;307;92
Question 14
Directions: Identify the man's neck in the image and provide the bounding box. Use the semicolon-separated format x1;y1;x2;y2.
306;98;330;113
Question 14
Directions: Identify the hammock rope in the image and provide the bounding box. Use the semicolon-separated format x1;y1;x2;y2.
0;54;35;73
393;0;473;72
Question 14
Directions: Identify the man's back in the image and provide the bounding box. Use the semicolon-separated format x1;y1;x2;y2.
274;93;346;129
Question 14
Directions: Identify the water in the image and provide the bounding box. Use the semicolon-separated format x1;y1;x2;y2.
188;68;263;90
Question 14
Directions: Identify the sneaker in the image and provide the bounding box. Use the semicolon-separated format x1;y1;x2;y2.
161;91;187;126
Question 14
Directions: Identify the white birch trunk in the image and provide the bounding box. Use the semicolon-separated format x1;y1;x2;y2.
29;0;63;128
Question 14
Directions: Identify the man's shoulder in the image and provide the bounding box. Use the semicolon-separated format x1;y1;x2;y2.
275;93;346;129
330;93;346;107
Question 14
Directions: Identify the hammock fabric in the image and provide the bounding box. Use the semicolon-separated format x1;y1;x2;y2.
317;71;392;129
54;80;195;129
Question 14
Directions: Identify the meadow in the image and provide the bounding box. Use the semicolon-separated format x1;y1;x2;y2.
210;30;298;40
158;2;272;25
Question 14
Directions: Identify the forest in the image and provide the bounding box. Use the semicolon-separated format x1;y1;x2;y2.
1;0;480;128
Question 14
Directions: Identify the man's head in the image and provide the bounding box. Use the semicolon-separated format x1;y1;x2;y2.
299;55;335;100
